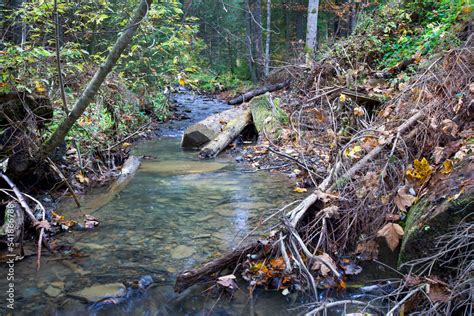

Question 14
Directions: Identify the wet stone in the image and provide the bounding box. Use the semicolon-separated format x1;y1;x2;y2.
44;285;62;298
69;283;126;303
171;245;195;259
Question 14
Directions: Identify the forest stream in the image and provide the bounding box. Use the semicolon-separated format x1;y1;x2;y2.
0;93;397;315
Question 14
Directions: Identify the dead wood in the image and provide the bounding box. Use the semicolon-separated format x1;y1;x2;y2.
227;80;291;105
199;108;253;159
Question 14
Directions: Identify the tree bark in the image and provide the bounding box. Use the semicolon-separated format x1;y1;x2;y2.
264;0;271;77
250;0;264;79
199;108;252;159
245;0;257;83
305;0;320;61
228;80;291;105
41;0;153;157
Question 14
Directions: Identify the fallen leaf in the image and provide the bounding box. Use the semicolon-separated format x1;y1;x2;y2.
281;288;290;296
441;159;453;174
353;106;364;117
217;274;238;290
356;240;379;260
122;142;132;148
339;94;347;102
269;257;286;270
393;186;416;212
311;253;336;277
427;283;450;303
345;145;363;159
433;146;445;164
377;223;404;251
293;187;307;193
406;157;432;182
441;119;458;137
84;215;100;229
75;172;90;185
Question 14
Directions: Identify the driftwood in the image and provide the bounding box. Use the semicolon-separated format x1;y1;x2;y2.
181;107;247;148
199;108;253;159
228;80;291;105
175;242;259;293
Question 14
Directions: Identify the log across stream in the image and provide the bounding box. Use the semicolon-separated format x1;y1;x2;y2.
0;92;398;315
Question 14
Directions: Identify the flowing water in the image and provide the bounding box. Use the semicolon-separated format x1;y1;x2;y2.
0;93;396;315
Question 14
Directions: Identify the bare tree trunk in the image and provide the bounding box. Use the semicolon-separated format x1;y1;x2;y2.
54;0;68;115
250;0;264;79
264;0;271;77
305;0;319;62
41;0;152;156
245;0;257;83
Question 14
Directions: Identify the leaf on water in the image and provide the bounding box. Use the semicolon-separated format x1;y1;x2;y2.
281;288;290;296
217;274;238;290
406;157;432;182
377;223;404;251
84;214;100;229
393;186;416;212
293;187;307;193
356;240;379;260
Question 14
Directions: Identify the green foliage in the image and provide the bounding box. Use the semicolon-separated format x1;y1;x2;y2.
188;72;252;93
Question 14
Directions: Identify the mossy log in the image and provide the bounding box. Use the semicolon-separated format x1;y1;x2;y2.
249;95;288;142
199;108;253;159
398;160;474;267
181;107;247;149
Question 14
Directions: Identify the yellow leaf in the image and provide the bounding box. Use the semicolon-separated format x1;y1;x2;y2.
339;94;347;102
75;172;90;185
441;159;453;175
179;78;186;86
34;81;46;93
345;145;362;159
406;157;432;182
293;187;307;193
122;142;132;148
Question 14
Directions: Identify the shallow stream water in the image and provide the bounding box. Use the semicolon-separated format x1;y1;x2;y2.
0;93;395;315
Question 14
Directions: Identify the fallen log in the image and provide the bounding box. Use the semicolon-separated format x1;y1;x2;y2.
199;108;253;159
181;107;247;149
175;242;259;293
228;80;291;105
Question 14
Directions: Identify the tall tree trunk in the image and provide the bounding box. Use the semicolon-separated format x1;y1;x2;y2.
264;0;271;77
305;0;319;61
245;0;257;83
348;0;358;34
250;0;263;79
41;0;153;156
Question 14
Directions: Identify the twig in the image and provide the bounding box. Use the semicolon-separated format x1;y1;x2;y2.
305;299;384;315
46;157;80;207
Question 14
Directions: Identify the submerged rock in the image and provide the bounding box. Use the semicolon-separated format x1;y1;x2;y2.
171;245;195;259
69;283;126;302
44;285;62;298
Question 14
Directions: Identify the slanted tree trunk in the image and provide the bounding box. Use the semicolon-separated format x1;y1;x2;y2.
199;108;252;159
264;0;271;77
40;0;153;157
305;0;320;61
